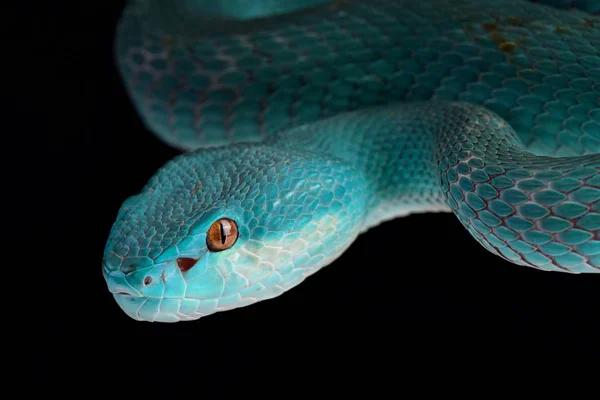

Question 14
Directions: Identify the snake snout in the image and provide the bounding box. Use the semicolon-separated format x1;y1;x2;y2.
106;270;142;297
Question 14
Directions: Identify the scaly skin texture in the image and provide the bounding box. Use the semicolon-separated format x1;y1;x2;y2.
104;0;600;322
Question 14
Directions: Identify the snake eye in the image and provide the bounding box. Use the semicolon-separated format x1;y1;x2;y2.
206;218;239;252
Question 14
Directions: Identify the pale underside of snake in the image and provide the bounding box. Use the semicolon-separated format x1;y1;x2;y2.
103;0;600;322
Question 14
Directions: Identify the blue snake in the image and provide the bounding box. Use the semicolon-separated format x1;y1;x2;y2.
103;0;600;322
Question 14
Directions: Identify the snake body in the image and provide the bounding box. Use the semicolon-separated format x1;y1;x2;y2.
104;0;600;322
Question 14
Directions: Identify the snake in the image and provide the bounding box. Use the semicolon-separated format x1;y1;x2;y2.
103;0;600;323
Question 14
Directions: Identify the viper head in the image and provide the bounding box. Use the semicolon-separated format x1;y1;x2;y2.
103;143;368;322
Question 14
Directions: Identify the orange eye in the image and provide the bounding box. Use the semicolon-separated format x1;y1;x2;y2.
206;218;239;252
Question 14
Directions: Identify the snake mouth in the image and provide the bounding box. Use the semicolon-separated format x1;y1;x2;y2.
112;292;189;300
111;289;144;298
104;268;145;298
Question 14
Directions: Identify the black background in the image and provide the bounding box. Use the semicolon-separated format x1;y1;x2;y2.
32;0;599;392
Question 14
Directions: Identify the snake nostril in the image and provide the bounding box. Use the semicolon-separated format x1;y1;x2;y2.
177;257;198;273
117;291;131;296
144;276;152;285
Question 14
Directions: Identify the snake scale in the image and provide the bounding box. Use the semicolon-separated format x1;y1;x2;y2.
103;0;600;322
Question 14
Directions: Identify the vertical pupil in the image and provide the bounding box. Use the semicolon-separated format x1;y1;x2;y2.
219;222;226;245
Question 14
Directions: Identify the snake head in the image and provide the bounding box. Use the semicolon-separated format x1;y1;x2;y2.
103;143;369;322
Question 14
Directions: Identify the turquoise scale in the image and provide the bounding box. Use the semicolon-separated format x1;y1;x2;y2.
104;0;600;322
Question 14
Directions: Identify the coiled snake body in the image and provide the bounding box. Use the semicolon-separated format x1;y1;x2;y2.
103;0;600;322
